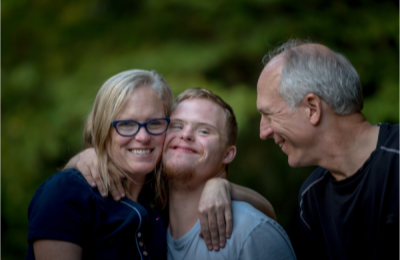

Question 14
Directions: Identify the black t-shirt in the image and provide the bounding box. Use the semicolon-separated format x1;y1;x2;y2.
27;169;167;260
298;123;399;260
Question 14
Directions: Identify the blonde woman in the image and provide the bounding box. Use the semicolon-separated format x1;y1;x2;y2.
28;69;275;259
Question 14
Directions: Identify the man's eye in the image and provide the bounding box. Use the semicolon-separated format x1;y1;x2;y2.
199;129;209;135
263;114;272;121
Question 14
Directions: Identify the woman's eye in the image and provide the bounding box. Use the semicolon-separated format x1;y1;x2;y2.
149;121;161;126
118;121;135;128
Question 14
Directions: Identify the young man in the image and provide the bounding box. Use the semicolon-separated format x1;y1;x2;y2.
163;88;296;259
257;39;399;259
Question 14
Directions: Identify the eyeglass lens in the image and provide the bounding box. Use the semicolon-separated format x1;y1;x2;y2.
116;119;168;135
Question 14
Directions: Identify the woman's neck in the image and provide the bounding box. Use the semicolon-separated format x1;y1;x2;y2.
123;175;147;202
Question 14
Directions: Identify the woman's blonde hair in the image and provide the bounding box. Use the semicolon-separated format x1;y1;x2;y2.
84;69;173;201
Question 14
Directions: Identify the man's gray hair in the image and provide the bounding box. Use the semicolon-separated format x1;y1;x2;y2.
263;39;363;115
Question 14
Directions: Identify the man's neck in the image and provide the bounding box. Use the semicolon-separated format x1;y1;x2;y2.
168;183;205;240
316;113;380;181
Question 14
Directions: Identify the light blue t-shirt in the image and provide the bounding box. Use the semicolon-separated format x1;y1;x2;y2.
167;201;297;260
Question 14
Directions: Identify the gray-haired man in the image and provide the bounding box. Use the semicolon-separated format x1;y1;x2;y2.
257;39;399;259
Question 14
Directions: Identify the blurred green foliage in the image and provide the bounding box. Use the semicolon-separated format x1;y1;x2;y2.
2;0;398;258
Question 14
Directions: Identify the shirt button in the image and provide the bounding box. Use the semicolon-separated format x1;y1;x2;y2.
143;251;148;256
139;241;143;247
137;232;142;238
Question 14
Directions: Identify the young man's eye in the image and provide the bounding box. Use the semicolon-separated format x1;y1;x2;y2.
170;124;183;130
199;129;209;135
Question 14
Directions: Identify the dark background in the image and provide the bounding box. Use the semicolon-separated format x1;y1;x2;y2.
2;0;399;259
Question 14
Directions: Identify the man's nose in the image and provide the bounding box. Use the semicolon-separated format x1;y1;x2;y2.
181;127;195;141
259;116;273;140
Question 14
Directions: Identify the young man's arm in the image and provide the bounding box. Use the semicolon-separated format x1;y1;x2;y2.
64;148;125;199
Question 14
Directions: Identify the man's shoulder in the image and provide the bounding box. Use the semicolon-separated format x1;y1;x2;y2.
378;123;399;149
380;123;399;133
299;167;328;196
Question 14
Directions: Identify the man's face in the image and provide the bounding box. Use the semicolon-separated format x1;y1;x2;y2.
162;98;231;187
256;57;313;167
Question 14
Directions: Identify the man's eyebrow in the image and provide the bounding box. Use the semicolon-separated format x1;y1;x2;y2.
196;122;219;131
170;118;184;123
258;106;273;114
171;118;219;131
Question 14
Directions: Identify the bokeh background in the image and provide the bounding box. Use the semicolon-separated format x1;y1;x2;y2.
2;0;399;259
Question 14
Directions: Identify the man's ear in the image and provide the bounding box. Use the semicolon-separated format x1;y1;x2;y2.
303;93;322;126
222;145;237;164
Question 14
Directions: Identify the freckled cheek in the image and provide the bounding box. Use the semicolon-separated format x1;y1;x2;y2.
152;135;166;160
109;135;131;156
153;133;167;148
199;142;217;160
163;132;177;149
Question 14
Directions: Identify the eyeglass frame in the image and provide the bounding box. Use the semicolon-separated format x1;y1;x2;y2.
111;117;170;137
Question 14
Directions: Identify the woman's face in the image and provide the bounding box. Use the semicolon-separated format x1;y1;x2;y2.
108;86;166;180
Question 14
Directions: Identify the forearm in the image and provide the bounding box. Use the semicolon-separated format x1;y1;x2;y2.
63;153;81;170
33;240;82;260
230;183;276;220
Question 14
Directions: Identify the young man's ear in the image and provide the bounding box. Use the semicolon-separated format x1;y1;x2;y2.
223;145;237;164
303;93;322;126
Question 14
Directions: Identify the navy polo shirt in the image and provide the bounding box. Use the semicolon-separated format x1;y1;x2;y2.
27;168;167;260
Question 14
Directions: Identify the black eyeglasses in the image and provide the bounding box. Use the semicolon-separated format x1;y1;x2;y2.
111;118;170;137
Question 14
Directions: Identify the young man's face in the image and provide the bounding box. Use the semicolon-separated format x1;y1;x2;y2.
162;98;233;187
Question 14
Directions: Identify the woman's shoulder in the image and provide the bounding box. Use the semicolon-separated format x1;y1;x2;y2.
31;168;97;206
28;169;102;248
44;168;89;184
42;168;93;188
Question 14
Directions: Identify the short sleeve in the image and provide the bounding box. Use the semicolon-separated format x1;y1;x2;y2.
28;169;96;246
238;219;297;260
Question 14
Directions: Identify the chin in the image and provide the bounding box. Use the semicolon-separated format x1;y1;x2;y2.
130;162;158;175
288;156;311;168
167;156;193;167
287;157;301;168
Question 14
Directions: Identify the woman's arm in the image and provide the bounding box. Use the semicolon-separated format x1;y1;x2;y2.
198;178;276;251
28;172;92;260
33;240;82;260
